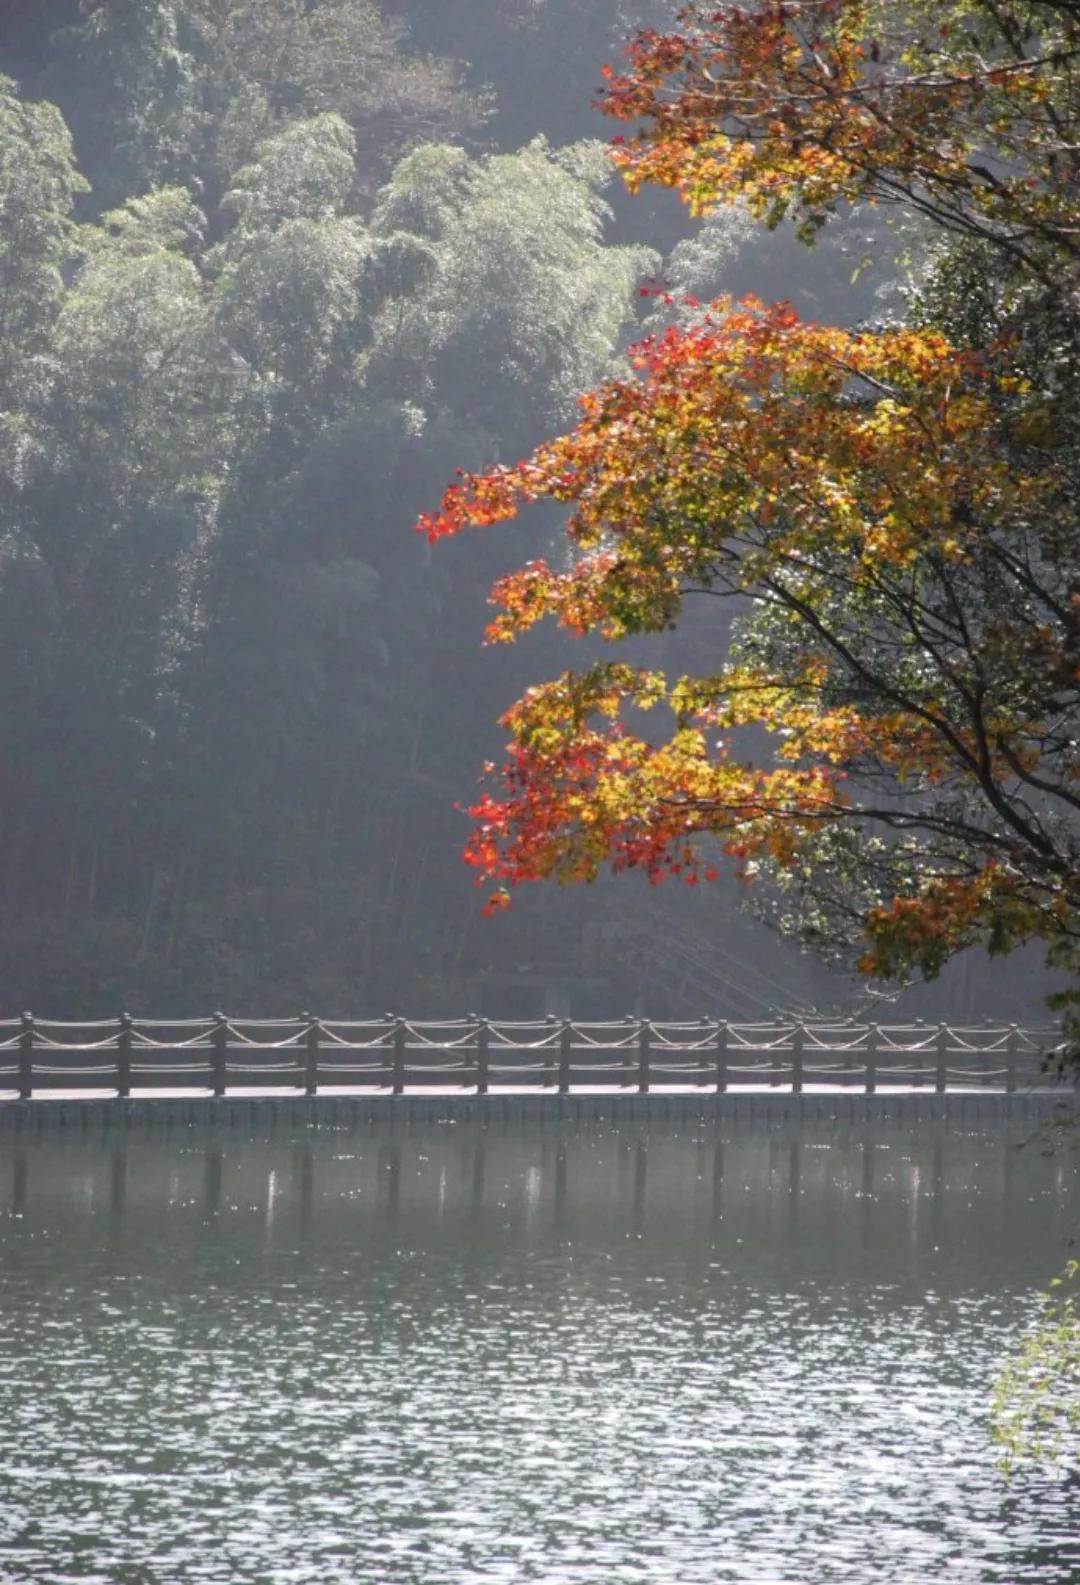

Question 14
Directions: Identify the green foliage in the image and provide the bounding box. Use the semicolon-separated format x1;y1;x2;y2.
45;1;204;207
992;1260;1080;1474
0;75;87;407
216;113;357;247
386;0;663;149
0;14;654;1013
215;218;375;401
91;185;207;259
189;0;486;186
370;137;657;433
45;0;486;212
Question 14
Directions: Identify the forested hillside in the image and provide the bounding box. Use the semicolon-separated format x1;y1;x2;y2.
0;0;1050;1017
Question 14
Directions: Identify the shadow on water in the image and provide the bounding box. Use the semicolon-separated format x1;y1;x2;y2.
0;1121;1079;1583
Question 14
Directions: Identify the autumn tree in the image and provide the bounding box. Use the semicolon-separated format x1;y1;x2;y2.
423;0;1080;1025
600;0;1080;273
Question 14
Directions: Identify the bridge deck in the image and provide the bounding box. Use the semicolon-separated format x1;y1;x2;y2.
0;1081;1071;1101
1;1083;1074;1132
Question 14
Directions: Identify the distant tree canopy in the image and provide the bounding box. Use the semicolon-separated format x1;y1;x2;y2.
42;0;487;209
0;12;663;1014
423;1;1080;1033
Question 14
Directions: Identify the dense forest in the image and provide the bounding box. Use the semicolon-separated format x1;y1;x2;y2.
0;0;1053;1018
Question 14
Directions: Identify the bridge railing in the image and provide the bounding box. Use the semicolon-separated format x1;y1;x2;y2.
0;1015;1068;1099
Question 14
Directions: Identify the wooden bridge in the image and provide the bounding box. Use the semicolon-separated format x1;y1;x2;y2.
0;1014;1066;1102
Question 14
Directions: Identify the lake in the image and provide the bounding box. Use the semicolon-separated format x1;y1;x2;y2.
1;1120;1078;1583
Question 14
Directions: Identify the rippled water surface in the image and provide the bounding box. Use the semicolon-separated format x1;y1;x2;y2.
1;1121;1079;1583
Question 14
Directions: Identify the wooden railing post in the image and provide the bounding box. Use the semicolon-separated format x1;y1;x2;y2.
302;1013;319;1097
935;1025;948;1094
18;1011;33;1101
475;1015;490;1095
637;1018;651;1095
1006;1024;1019;1094
392;1017;406;1095
542;1014;557;1089
558;1018;572;1094
698;1017;711;1085
865;1025;878;1095
791;1024;804;1095
715;1020;728;1093
117;1012;132;1099
211;1012;228;1098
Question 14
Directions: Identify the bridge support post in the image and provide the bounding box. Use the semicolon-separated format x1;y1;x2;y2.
1006;1024;1019;1093
211;1013;228;1098
637;1019;651;1095
117;1013;132;1099
18;1012;33;1101
935;1026;948;1094
698;1017;711;1086
715;1021;728;1093
792;1025;804;1094
302;1013;319;1097
543;1014;557;1088
475;1016;490;1095
866;1026;878;1095
392;1017;406;1095
558;1019;571;1094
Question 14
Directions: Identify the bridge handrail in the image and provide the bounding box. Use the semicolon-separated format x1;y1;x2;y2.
0;1013;1068;1101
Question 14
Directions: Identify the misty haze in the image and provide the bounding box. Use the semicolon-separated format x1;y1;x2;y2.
1;2;1079;1582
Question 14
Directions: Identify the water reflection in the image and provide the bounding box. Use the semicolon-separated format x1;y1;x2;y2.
204;1145;223;1218
110;1146;126;1221
554;1137;567;1228
11;1147;26;1216
0;1123;1077;1584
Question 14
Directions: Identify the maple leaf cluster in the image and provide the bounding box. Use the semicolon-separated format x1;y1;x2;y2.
420;0;1080;1010
602;0;1080;275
